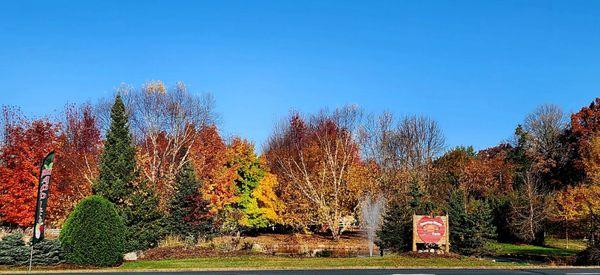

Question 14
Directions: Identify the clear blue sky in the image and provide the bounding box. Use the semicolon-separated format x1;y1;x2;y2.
1;1;599;151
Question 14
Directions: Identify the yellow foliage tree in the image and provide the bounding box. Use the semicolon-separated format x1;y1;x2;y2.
583;134;600;184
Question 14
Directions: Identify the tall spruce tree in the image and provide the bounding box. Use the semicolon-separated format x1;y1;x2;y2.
408;178;437;214
93;95;164;251
448;189;496;255
123;180;165;251
168;162;212;240
377;179;437;253
376;200;412;253
93;95;136;206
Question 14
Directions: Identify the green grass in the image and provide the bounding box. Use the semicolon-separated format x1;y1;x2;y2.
487;239;585;257
546;237;587;251
120;255;526;270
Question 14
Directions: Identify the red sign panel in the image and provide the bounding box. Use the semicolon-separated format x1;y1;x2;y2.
416;216;446;243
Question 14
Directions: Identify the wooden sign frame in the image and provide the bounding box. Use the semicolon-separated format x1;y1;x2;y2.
412;214;450;253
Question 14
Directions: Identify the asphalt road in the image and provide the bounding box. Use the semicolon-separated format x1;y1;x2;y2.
21;269;600;275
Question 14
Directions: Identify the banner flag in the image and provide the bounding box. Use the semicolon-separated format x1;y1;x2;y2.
32;151;55;245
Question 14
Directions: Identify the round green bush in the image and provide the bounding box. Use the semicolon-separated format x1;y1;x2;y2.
59;195;126;266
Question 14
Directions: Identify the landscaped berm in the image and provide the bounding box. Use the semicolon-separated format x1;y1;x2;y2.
0;228;589;272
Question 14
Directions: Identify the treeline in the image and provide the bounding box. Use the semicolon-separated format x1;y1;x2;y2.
0;81;599;257
0;82;279;237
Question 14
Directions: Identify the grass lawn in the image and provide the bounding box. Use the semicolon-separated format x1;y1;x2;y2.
487;238;586;258
546;237;587;251
120;255;527;270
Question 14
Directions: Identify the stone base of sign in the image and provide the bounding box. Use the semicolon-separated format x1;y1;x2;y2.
124;252;138;261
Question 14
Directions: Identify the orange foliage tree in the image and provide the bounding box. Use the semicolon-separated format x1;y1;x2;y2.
265;107;362;239
569;98;600;183
49;104;102;225
189;125;238;214
460;145;515;199
0;107;59;227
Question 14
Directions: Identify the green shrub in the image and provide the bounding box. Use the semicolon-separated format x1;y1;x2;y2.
31;239;64;266
0;232;28;265
0;232;63;266
576;244;600;266
60;195;126;266
315;249;333;257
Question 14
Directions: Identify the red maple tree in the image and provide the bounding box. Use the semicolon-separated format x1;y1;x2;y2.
0;107;59;227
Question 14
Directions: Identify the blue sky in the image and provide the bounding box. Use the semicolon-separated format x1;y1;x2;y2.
1;1;599;151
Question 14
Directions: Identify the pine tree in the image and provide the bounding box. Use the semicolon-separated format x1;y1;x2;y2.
377;179;439;253
448;189;496;255
123;180;166;251
93;95;136;206
408;178;436;214
376;200;411;252
408;179;423;210
92;95;162;252
168;162;212;240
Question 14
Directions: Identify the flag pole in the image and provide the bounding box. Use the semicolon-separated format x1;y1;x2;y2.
29;151;55;274
28;244;34;273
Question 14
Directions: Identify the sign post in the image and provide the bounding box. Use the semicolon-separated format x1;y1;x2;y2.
412;214;450;253
29;151;55;273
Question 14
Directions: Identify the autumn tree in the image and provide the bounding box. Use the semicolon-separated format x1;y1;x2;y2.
228;138;281;230
95;81;218;208
358;112;404;197
358;112;445;200
460;145;515;199
565;98;600;184
551;186;588;249
129;81;217;207
582;134;600;184
509;169;548;245
0;107;59;227
523;104;568;189
265;106;362;239
48;103;102;224
189;125;238;214
429;146;475;204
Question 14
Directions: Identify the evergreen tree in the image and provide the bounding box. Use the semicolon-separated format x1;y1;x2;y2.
408;177;437;214
123;180;166;251
168;162;212;240
508;125;533;189
448;189;496;255
377;178;439;253
376;200;412;252
93;95;136;206
92;95;163;252
408;179;423;210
